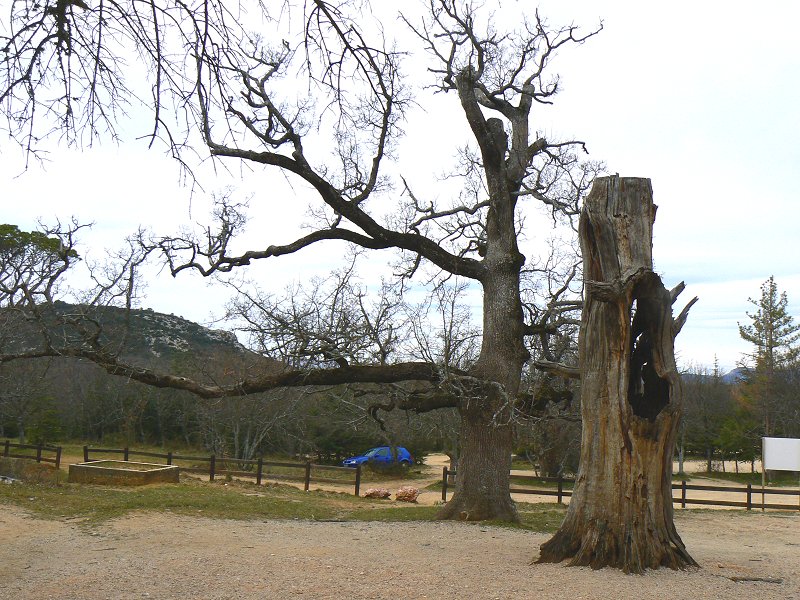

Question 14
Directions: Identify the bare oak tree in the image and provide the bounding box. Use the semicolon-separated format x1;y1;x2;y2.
2;1;600;522
225;253;403;369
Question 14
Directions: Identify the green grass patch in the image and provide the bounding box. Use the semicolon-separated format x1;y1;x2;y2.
346;504;443;522
0;473;568;533
345;501;566;532
515;502;567;533
0;478;355;524
358;466;432;482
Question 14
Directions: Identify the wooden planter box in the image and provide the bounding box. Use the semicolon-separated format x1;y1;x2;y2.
68;460;179;485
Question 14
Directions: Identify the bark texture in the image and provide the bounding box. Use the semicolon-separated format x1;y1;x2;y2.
537;176;698;573
434;69;532;523
435;220;527;523
436;394;517;521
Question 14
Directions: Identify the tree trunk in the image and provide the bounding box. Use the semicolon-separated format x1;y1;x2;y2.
537;176;698;573
438;242;527;522
436;396;517;521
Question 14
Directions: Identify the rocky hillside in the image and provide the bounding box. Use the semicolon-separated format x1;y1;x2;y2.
3;301;283;382
65;302;251;361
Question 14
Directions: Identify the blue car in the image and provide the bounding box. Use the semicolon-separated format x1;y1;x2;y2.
341;446;414;468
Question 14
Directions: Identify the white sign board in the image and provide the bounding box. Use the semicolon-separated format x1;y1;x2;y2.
762;437;800;471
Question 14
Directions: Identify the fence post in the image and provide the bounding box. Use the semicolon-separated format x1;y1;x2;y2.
746;483;752;510
167;452;173;466
209;455;216;482
256;457;263;486
123;447;129;461
3;440;9;457
681;480;687;509
304;462;312;491
442;467;449;502
355;465;361;497
83;445;89;462
55;447;62;470
557;475;563;504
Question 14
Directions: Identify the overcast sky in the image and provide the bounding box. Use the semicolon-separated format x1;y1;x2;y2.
3;1;798;373
532;0;800;372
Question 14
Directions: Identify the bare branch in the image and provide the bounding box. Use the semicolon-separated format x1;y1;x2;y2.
673;295;699;337
533;359;580;380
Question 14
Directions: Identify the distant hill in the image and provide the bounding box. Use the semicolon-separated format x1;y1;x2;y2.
681;367;749;385
721;367;748;384
0;303;287;443
2;301;284;382
51;301;252;361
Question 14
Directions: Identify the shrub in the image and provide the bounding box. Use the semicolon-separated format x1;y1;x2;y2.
0;457;60;484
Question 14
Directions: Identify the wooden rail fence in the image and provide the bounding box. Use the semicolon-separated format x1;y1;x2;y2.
82;446;362;495
2;440;62;469
673;480;800;511
441;468;574;503
442;467;800;511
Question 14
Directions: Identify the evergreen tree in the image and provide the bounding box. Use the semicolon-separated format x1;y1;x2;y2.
738;276;800;435
681;358;734;472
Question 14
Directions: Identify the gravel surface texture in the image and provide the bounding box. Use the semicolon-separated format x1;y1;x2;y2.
1;508;798;599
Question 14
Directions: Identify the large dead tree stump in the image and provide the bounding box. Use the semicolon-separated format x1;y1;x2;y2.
537;176;698;573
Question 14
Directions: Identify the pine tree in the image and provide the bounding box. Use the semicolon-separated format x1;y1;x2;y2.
738;276;800;435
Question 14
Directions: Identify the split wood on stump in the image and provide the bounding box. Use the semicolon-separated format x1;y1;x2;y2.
537;176;699;573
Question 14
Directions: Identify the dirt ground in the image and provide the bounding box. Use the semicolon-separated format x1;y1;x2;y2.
3;454;798;599
1;507;798;599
